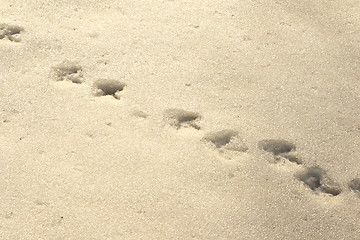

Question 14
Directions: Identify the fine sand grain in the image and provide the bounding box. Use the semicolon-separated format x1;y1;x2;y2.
1;0;360;239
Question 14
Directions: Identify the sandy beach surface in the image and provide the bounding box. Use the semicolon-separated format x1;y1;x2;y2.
1;0;360;239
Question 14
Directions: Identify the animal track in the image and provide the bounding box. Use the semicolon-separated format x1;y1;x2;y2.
164;109;201;130
258;139;302;164
203;129;248;152
258;139;296;155
92;79;126;100
295;167;342;196
348;178;360;195
0;23;24;42
52;61;84;84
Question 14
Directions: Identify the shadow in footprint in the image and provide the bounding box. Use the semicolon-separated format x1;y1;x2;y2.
258;139;302;164
276;152;303;165
52;61;84;84
295;167;342;196
164;108;201;130
0;23;24;42
203;130;248;152
348;178;360;196
92;79;126;100
258;139;296;155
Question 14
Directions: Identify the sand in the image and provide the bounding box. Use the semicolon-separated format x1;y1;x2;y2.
1;0;360;239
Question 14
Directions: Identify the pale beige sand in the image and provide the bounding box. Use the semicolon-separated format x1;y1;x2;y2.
1;0;360;239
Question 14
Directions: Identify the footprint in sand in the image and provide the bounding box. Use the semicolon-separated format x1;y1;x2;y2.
348;178;360;196
203;129;248;152
258;139;302;164
258;139;341;196
132;110;149;119
92;79;126;100
52;60;84;84
0;23;24;42
295;166;342;196
163;108;202;130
